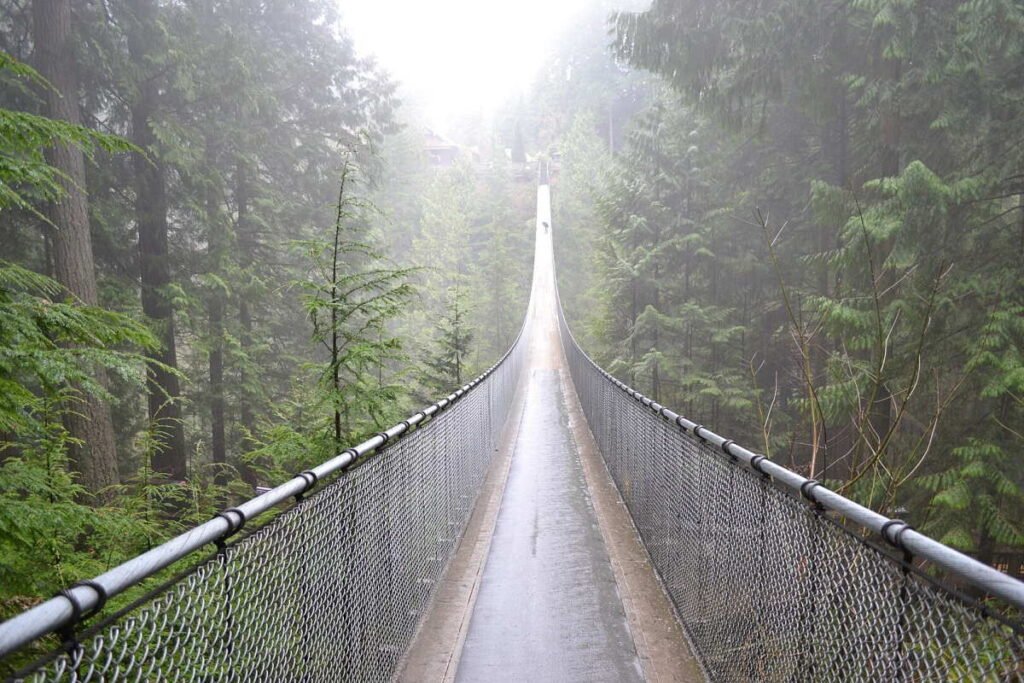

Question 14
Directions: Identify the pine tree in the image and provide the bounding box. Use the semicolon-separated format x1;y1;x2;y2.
30;0;121;495
124;0;188;481
423;283;474;397
298;160;413;447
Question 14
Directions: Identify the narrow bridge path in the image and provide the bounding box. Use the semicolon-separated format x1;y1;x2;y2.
401;187;702;683
454;187;640;682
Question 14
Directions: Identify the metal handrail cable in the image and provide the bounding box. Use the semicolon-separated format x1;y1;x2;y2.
552;205;1024;680
0;302;532;680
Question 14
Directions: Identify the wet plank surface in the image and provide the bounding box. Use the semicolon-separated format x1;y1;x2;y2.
454;367;644;683
399;185;702;683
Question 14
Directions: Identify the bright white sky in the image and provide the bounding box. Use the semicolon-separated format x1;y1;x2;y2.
339;0;587;136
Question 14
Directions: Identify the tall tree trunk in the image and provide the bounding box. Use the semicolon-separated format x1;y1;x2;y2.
234;157;258;487
209;287;226;485
229;0;256;467
206;143;226;488
128;0;187;481
331;175;344;446
629;275;638;386
236;299;256;488
454;285;462;385
32;0;120;496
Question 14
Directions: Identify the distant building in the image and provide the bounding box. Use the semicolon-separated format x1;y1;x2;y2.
425;129;459;167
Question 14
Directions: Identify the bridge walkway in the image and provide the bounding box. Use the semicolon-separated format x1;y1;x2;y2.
399;187;703;683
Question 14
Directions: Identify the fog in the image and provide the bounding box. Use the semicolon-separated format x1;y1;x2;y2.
1;0;1023;677
342;0;587;133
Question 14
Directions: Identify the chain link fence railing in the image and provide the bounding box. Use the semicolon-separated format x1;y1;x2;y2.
557;292;1024;682
0;322;528;683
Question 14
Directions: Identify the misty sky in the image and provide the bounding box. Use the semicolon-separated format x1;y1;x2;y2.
340;0;587;134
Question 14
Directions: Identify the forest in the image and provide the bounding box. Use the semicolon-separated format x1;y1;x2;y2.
1;0;1022;651
544;0;1024;570
0;0;533;635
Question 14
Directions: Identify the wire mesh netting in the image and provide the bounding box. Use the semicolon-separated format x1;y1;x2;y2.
558;309;1024;682
6;330;525;683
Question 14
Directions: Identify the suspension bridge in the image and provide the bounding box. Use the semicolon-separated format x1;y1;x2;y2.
1;183;1022;682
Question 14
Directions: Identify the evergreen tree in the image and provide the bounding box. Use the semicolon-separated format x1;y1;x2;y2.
298;160;413;447
544;0;1024;559
30;0;121;494
422;283;473;397
0;53;164;627
123;0;188;481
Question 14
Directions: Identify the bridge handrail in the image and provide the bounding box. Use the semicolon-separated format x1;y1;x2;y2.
553;245;1023;678
0;318;529;662
555;294;1024;611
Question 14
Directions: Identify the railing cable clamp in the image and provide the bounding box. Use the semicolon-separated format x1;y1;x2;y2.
54;579;107;649
881;519;914;555
213;507;247;544
800;479;824;511
294;469;319;501
340;448;360;470
750;455;769;477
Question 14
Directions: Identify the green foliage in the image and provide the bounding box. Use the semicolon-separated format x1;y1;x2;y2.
394;155;532;396
0;261;168;622
553;112;611;352
920;439;1024;551
295;161;415;444
573;99;760;434
0;0;406;634
422;283;474;397
0;52;135;219
548;0;1024;563
0;424;162;610
0;263;158;435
